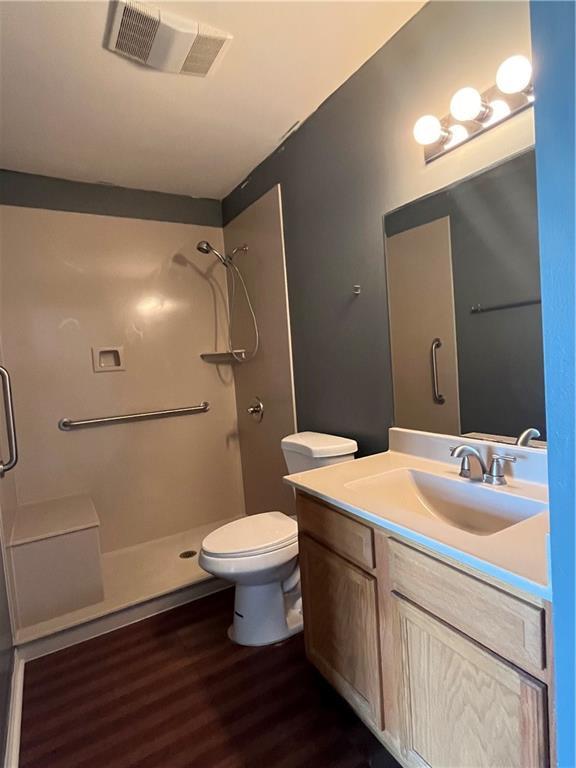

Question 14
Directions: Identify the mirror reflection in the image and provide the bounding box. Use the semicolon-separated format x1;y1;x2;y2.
384;150;545;444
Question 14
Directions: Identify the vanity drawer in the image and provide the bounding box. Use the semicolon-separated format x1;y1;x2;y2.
388;539;546;676
296;494;375;571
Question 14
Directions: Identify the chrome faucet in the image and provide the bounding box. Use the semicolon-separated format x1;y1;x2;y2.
516;427;541;446
450;445;517;485
450;445;488;480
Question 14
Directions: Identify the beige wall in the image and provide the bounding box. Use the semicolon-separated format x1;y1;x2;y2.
0;206;245;552
0;242;16;710
0;274;17;547
224;186;297;517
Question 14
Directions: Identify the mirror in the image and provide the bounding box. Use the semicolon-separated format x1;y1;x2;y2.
383;150;545;444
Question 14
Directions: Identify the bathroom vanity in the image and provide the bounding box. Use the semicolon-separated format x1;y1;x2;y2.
286;429;553;768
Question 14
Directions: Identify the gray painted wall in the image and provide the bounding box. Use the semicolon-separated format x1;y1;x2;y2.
385;151;545;439
223;1;532;454
229;104;394;454
0;170;222;227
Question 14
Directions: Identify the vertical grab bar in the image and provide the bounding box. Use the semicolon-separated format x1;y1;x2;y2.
0;366;18;476
430;338;446;405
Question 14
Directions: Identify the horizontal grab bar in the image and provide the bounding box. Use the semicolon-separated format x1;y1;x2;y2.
470;299;541;314
59;402;210;431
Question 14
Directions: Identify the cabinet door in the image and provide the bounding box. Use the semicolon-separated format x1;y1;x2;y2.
299;534;382;727
396;597;548;768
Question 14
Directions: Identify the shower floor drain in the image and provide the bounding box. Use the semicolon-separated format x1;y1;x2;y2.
179;550;197;559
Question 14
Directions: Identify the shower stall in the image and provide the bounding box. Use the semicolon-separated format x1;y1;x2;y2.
0;184;295;651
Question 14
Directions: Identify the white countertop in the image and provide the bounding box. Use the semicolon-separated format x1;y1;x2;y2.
285;434;550;600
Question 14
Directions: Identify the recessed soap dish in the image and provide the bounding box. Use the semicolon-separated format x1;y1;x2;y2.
92;346;125;372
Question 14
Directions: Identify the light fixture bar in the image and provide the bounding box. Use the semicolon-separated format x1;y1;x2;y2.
423;83;533;164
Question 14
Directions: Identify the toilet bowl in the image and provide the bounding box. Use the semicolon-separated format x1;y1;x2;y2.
199;431;358;646
199;511;301;646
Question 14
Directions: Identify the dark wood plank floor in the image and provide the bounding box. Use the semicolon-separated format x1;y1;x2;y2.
20;589;400;768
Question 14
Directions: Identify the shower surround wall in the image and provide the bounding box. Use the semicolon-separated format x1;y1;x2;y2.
0;414;15;762
0;201;245;554
1;223;19;750
224;186;296;517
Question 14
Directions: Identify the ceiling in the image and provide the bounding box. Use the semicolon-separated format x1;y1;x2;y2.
0;1;424;200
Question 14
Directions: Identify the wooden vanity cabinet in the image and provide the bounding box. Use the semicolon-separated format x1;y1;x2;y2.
388;538;546;678
396;597;548;768
299;534;382;728
296;492;553;768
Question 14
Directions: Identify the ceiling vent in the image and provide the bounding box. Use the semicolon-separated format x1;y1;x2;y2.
107;1;232;76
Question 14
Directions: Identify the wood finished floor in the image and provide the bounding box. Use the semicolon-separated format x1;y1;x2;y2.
20;589;400;768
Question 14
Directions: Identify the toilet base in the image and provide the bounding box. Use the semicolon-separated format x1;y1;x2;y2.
228;581;303;647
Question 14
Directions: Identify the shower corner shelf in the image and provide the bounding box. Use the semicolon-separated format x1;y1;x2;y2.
200;350;246;365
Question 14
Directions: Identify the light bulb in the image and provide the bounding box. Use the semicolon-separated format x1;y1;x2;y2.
450;87;484;122
484;99;512;126
413;115;443;146
444;124;469;150
496;55;532;94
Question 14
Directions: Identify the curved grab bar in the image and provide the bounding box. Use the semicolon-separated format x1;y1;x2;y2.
430;338;446;405
0;366;18;476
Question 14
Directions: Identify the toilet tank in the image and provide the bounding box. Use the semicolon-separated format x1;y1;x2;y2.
281;431;358;474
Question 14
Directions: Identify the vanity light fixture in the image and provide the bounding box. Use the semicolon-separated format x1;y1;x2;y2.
484;99;512;127
444;124;469;149
413;54;534;163
496;55;533;95
450;87;490;123
413;115;448;146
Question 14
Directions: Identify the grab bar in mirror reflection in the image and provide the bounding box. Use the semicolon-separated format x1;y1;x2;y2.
470;299;541;314
59;402;210;431
430;338;446;405
0;366;18;476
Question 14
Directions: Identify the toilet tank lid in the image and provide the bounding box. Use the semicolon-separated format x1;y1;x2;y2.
281;431;358;458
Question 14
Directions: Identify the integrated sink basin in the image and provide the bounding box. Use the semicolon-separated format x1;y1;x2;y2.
344;468;546;535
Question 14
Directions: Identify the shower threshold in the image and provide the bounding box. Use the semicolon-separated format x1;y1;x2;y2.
15;516;239;648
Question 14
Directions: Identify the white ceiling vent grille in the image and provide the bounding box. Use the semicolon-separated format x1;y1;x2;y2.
107;1;232;76
114;2;160;63
181;28;227;76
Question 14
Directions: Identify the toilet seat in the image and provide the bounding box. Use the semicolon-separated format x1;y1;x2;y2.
201;511;297;558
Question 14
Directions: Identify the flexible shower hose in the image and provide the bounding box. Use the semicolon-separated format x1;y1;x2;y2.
228;261;259;362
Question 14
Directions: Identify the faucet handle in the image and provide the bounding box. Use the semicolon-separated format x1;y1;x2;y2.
491;454;517;464
486;454;517;485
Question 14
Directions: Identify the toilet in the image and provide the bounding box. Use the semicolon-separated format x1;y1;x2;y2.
199;431;357;646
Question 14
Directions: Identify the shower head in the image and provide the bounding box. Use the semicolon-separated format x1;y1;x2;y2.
196;240;212;254
196;240;229;267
